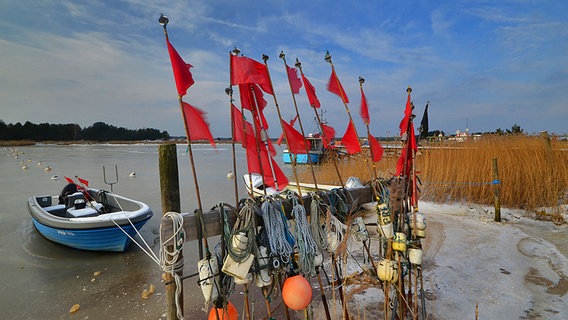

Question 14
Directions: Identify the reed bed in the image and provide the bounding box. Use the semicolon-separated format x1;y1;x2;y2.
296;135;567;219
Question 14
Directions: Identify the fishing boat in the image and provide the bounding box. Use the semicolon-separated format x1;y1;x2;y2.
282;134;325;164
27;183;153;252
243;172;363;196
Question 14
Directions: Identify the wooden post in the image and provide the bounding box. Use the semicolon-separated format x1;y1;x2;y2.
159;144;183;319
492;158;501;222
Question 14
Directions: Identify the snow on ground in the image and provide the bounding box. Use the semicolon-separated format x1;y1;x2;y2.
311;202;568;319
412;202;566;319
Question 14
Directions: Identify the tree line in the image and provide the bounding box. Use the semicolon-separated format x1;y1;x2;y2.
0;121;170;141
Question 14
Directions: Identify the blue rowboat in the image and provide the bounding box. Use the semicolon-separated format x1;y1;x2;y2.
27;185;153;252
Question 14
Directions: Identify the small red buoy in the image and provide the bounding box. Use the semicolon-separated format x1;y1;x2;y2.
208;301;238;320
282;274;312;310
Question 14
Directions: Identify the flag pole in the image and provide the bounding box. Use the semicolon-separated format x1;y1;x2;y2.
295;59;345;188
324;52;380;203
280;52;332;320
358;77;379;181
262;54;303;200
232;48;271;197
279;51;320;193
225;86;240;208
159;13;206;262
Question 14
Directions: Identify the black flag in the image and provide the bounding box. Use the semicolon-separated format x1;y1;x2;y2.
419;102;429;139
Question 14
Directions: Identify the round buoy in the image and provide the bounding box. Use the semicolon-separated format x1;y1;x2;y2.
282;274;312;310
208;301;238;320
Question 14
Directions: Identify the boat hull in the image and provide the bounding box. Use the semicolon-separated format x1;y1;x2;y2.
27;188;153;252
32;217;151;252
282;152;321;164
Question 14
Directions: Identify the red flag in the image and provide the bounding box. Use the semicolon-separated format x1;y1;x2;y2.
76;176;89;187
327;68;349;104
360;87;370;125
276;115;298;145
166;40;194;96
399;91;412;136
182;102;216;147
341;121;361;154
286;65;302;94
239;84;267;112
301;74;320;108
321;123;336;148
368;135;384;162
239;83;270;132
231;104;254;147
281;119;310;154
395;122;417;176
395;147;409;177
230;55;273;94
409;122;418;152
64;176;75;184
245;143;288;190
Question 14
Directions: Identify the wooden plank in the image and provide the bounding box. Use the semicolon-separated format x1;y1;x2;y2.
160;185;376;241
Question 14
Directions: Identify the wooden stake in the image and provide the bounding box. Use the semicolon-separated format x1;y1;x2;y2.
159;143;183;320
492;158;501;222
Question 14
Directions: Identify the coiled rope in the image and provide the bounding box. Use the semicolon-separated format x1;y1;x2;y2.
225;199;256;262
260;196;294;262
290;196;318;276
310;194;329;252
159;211;185;320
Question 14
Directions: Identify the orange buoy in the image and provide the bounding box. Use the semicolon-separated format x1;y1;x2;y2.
282;274;312;310
208;301;238;320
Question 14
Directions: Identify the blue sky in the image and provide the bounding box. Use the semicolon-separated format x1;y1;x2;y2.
1;0;566;138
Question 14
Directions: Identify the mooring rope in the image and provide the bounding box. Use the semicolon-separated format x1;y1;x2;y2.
225;199;256;262
290;196;318;276
159;211;185;320
309;194;328;252
260;196;294;262
111;216;160;265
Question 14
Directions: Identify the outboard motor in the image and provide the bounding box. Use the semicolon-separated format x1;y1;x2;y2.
58;183;78;205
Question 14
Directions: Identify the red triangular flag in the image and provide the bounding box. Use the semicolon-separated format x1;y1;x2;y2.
321;123;336;148
395;147;409;177
239;84;270;134
368;135;384;162
231;104;255;147
327;68;349;104
239;84;267;112
286;65;302;94
64;176;75;184
76;176;89;187
409;122;418;152
277;115;298;145
395;123;417;176
341;121;361;154
281;119;310;154
230;55;273;95
399;91;412;136
245;143;288;190
182;102;216;147
301;74;320;108
360;87;370;125
166;39;194;96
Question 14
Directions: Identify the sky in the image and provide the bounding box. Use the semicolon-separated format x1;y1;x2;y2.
1;0;566;138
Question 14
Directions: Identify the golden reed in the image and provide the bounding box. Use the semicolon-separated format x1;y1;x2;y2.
297;135;567;221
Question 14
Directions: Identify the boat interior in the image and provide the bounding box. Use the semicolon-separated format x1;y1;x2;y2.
34;188;137;219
